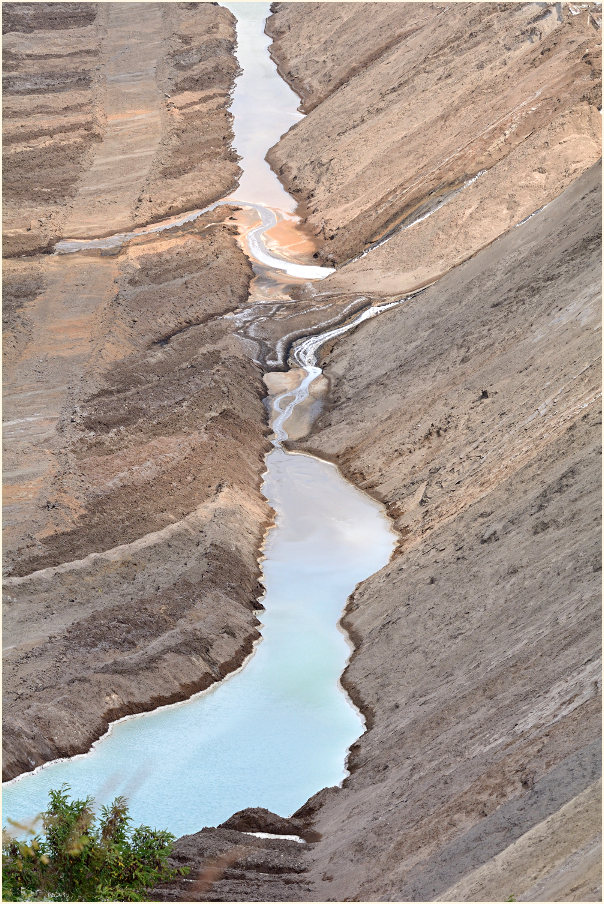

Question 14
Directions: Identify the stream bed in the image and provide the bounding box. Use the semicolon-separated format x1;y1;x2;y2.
3;2;397;839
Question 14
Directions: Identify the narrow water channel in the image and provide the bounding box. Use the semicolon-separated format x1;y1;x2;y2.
3;3;396;839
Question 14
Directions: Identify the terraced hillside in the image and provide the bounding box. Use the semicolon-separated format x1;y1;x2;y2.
2;2;271;781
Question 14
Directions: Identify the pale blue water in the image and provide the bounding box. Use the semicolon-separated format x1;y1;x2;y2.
2;2;396;840
3;452;394;836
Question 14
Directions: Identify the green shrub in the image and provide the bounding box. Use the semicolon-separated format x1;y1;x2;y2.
2;785;187;901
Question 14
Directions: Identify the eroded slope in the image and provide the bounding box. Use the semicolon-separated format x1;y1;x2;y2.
2;3;271;781
268;2;601;294
291;161;601;902
2;2;240;254
3;211;273;782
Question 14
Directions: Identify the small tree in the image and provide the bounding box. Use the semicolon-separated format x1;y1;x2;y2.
2;785;186;901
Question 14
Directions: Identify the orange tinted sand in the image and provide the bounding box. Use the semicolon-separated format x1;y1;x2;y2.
263;217;317;261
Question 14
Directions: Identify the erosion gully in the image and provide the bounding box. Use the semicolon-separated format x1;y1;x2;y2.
3;3;398;839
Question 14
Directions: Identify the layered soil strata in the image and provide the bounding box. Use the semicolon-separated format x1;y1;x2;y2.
288;161;601;901
2;3;271;781
154;825;312;902
2;2;240;256
3;212;272;782
267;2;602;294
2;2;102;257
130;2;240;228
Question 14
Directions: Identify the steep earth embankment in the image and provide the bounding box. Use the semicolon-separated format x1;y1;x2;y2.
266;6;602;899
292;159;602;903
2;3;271;780
2;2;239;255
267;1;601;295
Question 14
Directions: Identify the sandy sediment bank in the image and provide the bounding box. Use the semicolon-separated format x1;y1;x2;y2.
2;3;272;781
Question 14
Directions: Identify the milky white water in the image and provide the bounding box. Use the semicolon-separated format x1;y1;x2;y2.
3;2;396;839
222;1;301;211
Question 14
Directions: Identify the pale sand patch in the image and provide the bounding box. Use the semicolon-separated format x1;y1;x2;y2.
440;780;602;902
263;217;317;261
60;3;165;238
265;368;329;441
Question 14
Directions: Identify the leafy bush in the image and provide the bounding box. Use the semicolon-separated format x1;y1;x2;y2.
2;785;186;901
